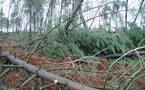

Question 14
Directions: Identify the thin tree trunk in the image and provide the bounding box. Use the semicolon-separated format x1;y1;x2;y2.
7;3;11;33
29;3;32;40
125;0;128;30
108;17;111;31
0;8;3;34
33;13;36;32
64;0;84;37
133;0;145;23
44;0;56;27
39;12;43;34
79;6;88;29
14;0;22;34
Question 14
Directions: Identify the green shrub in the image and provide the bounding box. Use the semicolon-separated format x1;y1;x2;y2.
8;24;145;57
46;41;84;58
126;24;145;47
68;28;133;55
46;41;68;57
67;43;84;58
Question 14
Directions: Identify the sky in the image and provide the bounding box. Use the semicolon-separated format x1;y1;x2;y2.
2;0;139;17
1;0;141;31
2;0;10;17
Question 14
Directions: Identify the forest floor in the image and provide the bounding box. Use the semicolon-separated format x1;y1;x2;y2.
0;37;145;90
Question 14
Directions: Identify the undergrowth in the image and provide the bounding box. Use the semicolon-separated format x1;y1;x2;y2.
7;24;145;58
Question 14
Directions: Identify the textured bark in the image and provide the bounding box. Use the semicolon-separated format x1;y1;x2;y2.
0;53;97;90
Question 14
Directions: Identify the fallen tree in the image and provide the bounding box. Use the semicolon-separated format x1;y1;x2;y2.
104;51;145;59
0;53;98;90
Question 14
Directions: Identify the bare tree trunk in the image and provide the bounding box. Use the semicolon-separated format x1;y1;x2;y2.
64;0;84;37
39;13;43;34
44;0;56;27
99;9;101;28
7;3;11;33
29;3;32;40
133;0;145;23
125;0;128;30
33;13;36;32
0;8;3;34
79;6;88;29
58;0;63;25
108;17;111;31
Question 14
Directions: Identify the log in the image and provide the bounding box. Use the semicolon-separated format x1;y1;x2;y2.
104;51;145;59
0;53;97;90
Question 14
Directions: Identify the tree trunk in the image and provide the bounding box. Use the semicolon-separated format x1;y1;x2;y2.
79;6;88;29
0;53;97;90
64;0;84;37
133;0;145;23
33;13;36;32
125;0;128;30
7;3;11;33
29;3;32;40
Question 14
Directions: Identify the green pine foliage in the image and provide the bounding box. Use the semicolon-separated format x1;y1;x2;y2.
67;43;85;58
69;28;133;55
46;41;68;57
8;24;145;58
126;24;145;46
46;41;84;58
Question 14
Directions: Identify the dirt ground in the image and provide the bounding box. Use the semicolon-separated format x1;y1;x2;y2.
0;37;145;90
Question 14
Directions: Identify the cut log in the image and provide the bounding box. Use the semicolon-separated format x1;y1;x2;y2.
0;53;97;90
104;51;145;59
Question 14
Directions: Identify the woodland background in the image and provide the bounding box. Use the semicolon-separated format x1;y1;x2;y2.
0;0;145;90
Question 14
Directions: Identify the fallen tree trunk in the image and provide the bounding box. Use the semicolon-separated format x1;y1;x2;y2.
0;53;97;90
104;51;145;59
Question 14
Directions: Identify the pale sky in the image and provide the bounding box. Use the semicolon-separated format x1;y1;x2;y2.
3;0;10;17
2;0;139;17
2;0;141;31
